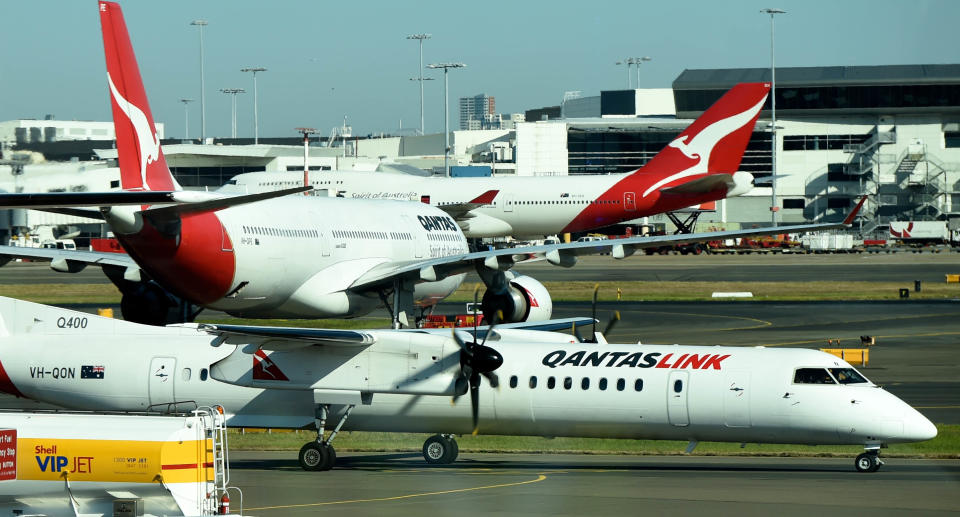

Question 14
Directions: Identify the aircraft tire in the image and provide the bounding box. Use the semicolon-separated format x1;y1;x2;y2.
423;434;455;464
298;442;327;471
320;445;336;471
443;435;459;463
855;452;881;473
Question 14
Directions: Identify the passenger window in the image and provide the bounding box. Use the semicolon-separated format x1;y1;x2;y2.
563;377;572;390
793;368;837;384
547;376;556;389
673;380;683;393
509;375;518;389
529;376;537;389
616;378;625;391
581;377;590;390
200;368;208;381
599;378;608;391
828;368;869;384
182;368;191;381
634;379;643;392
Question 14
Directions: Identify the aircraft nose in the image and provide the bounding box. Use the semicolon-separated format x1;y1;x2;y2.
903;407;938;442
0;357;24;397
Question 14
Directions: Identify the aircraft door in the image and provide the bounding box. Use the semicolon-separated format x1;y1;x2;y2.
220;221;233;252
667;370;690;426
624;192;637;212
148;356;176;409
311;212;330;257
503;194;514;212
723;371;751;428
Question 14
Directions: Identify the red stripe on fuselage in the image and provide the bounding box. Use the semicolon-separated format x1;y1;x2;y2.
0;359;24;398
117;212;235;304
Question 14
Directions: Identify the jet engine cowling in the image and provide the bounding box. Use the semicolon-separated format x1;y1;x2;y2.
481;275;552;323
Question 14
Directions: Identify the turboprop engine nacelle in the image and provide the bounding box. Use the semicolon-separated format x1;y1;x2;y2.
481;274;552;324
727;170;754;197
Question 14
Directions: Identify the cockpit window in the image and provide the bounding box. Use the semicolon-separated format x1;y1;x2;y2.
793;368;836;384
829;368;869;385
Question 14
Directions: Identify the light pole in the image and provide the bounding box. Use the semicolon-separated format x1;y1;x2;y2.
179;98;194;139
634;56;651;88
761;8;785;226
220;88;245;139
241;67;267;144
616;59;632;88
294;127;317;194
426;62;465;177
190;20;208;142
407;33;431;135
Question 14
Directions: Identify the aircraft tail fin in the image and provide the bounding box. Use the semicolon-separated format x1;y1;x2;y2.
635;83;770;194
98;1;180;192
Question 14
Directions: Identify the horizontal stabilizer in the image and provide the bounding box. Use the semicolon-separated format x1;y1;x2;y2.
142;186;311;219
0;191;176;209
659;174;734;196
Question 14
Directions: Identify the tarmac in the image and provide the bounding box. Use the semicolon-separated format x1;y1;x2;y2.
227;451;960;516
0;254;958;512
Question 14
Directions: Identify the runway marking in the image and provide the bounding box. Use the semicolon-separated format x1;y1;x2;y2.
244;473;548;511
757;330;960;347
914;405;960;409
614;309;773;332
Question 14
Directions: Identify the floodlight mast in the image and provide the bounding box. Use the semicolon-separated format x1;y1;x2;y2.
426;62;466;177
295;127;318;194
190;20;208;141
407;33;432;135
179;98;194;139
241;67;267;144
220;88;245;138
761;8;786;226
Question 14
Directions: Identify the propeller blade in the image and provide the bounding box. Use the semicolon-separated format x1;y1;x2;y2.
571;321;585;343
479;310;502;347
472;284;481;335
603;311;621;337
451;328;470;353
591;283;599;339
470;372;481;434
481;370;499;388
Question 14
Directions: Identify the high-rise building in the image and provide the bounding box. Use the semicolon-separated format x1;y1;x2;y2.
459;94;495;130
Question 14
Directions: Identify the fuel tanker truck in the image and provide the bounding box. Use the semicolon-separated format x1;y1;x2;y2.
0;407;234;516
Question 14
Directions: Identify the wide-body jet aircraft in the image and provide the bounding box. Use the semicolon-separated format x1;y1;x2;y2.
224;81;767;239
0;297;935;474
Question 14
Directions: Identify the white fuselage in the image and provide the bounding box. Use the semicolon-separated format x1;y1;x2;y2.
107;195;469;318
223;171;637;238
0;303;936;447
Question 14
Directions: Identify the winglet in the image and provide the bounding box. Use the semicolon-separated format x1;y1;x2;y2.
843;196;868;225
470;190;499;205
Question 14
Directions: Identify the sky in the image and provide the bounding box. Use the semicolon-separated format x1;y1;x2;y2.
1;0;957;139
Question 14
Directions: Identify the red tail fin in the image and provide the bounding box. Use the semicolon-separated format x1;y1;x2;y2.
99;1;179;191
637;83;769;196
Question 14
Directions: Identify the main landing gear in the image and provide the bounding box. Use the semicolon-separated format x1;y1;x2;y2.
855;447;884;473
422;434;459;464
298;404;355;471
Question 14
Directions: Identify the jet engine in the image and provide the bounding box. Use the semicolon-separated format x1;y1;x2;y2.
481;274;552;323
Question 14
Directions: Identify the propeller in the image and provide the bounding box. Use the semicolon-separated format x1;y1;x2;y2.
451;310;503;435
575;284;621;344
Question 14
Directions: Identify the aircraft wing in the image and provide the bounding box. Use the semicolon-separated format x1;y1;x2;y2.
0;245;138;274
435;189;499;220
349;197;866;290
411;316;595;339
189;323;377;348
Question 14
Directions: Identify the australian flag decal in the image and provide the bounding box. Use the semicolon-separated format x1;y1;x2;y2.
81;365;105;379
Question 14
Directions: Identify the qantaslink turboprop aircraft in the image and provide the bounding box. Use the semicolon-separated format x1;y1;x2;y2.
0;2;855;328
0;297;937;474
